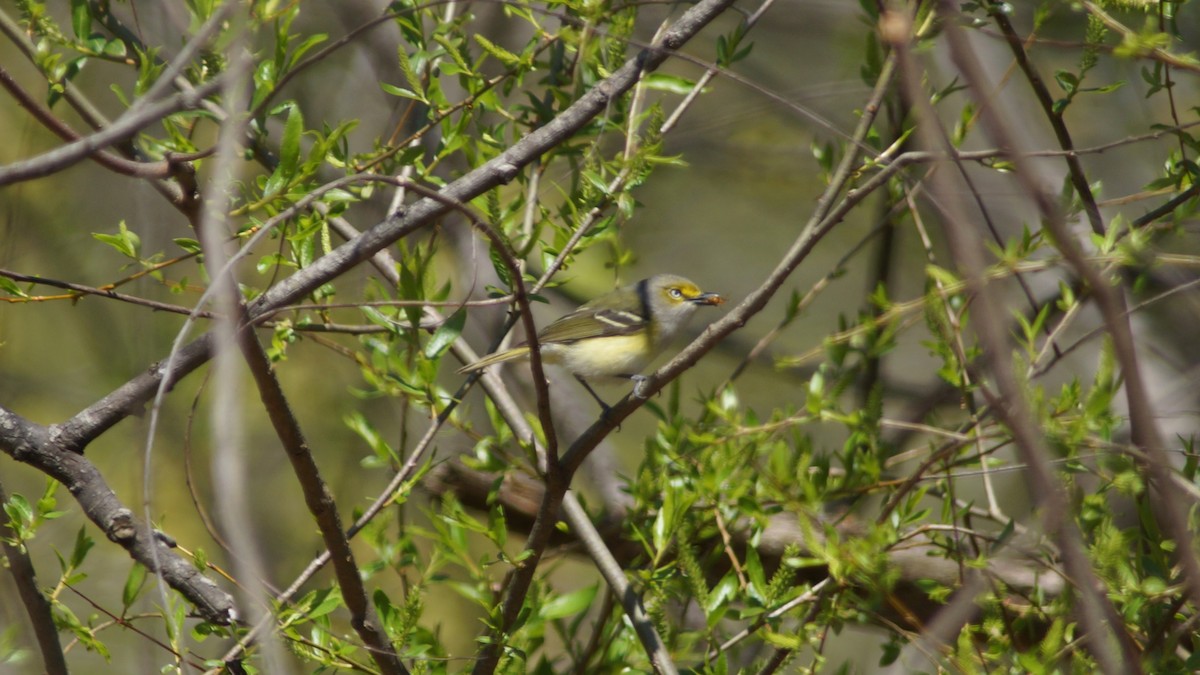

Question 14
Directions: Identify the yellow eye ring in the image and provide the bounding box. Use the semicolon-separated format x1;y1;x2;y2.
669;288;683;299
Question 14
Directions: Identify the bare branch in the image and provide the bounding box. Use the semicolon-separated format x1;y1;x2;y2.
0;77;224;186
0;406;236;623
0;65;171;178
235;307;410;675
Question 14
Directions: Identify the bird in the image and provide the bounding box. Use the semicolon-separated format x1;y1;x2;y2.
458;273;724;409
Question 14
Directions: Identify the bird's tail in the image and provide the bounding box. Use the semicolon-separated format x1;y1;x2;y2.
456;346;531;374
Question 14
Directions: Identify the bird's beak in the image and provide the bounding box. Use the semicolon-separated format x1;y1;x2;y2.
691;292;724;306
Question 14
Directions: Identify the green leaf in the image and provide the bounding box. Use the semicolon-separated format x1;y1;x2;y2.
705;574;739;615
69;526;94;569
35;480;59;518
3;493;33;534
70;0;91;39
110;83;131;107
256;252;291;275
0;275;28;298
879;639;901;666
744;546;767;599
642;73;699;95
173;238;202;254
122;563;147;610
447;580;489;606
1054;70;1078;94
307;586;343;619
103;39;127;58
92;221;141;259
381;82;425;102
425;309;466;359
279;103;303;182
540;584;598;620
287;34;328;69
345;410;397;463
374;588;398;628
762;630;803;649
55;602;109;658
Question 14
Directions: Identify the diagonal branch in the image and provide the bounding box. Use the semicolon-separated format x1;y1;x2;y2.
0;76;224;186
0;65;171;179
890;6;1139;672
0;405;236;624
234;307;410;675
941;0;1200;622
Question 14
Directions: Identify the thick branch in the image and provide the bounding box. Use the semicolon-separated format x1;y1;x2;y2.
58;335;215;452
0;77;224;186
0;406;235;623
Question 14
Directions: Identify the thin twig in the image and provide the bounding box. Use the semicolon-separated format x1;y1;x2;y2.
0;76;224;186
0;480;69;675
235;304;410;675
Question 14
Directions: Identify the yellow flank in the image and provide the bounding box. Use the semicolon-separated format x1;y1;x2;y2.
460;334;656;377
548;332;654;378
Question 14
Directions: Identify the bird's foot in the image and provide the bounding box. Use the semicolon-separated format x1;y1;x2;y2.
576;375;616;418
631;374;651;399
598;403;618;427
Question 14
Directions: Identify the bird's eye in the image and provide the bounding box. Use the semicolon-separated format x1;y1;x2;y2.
669;288;683;299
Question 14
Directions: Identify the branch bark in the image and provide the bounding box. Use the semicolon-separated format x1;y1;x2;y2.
0;479;69;675
0;77;224;186
235;310;410;675
0;406;236;624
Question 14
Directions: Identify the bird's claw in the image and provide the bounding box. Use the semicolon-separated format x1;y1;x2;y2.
631;375;651;399
598;403;619;428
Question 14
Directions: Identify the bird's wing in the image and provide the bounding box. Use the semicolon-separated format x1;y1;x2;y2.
537;307;647;343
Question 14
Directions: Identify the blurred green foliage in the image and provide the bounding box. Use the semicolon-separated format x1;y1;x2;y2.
2;0;1200;673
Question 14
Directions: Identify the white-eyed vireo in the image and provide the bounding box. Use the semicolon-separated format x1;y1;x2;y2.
458;274;724;405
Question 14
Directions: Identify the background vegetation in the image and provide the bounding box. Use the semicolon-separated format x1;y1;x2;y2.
2;0;1200;672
